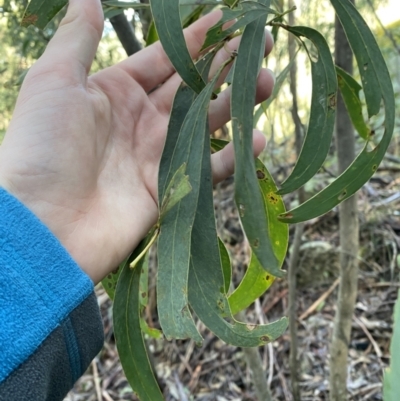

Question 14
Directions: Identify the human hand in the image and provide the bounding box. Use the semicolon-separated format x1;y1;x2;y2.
0;0;275;283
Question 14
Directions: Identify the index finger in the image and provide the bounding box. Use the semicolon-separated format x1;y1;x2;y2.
114;10;223;93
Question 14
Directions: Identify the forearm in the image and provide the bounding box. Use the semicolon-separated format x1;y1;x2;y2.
0;188;104;400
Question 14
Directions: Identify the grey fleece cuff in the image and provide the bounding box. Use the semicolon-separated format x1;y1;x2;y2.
0;292;104;401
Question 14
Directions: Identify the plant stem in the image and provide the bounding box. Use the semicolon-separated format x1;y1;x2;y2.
130;226;160;269
236;309;273;401
267;5;296;25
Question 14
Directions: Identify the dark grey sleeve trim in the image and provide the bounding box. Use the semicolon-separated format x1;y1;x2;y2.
0;292;104;401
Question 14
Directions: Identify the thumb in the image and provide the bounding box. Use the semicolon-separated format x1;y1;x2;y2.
40;0;104;81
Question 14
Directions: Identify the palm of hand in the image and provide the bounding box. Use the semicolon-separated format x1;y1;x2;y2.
0;2;273;283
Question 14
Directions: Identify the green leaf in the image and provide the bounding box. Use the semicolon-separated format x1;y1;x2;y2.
219;239;232;294
157;56;230;342
223;0;238;7
103;7;125;20
103;1;149;8
279;0;395;223
22;0;67;29
229;159;288;314
159;163;192;219
231;1;284;279
146;21;159;46
149;0;206;93
383;290;400;401
188;135;288;347
253;59;293;127
158;53;215;202
211;139;288;313
336;65;370;140
113;232;164;401
139;252;150;308
182;5;206;29
201;2;272;51
138;253;163;339
101;257;127;301
277;26;337;195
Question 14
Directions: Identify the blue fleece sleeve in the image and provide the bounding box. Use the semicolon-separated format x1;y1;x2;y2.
0;188;96;383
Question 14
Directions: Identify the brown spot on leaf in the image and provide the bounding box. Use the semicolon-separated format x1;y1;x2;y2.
372;164;377;172
22;14;38;27
260;335;270;342
141;292;147;298
266;275;270;281
257;169;266;179
338;189;347;201
282;213;293;219
267;192;278;205
112;267;120;275
253;238;260;248
107;274;112;280
328;93;337;110
246;324;257;331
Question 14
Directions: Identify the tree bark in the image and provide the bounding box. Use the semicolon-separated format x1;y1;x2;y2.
109;13;142;56
287;2;304;399
329;2;359;400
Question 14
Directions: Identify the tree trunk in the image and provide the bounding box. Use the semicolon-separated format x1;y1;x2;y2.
287;2;304;399
329;2;359;400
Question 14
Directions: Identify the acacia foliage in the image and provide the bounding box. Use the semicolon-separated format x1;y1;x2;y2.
21;0;394;399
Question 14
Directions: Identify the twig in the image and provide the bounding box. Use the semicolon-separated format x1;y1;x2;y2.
274;359;292;401
91;359;103;401
102;390;114;401
267;343;274;388
299;278;340;321
353;315;382;358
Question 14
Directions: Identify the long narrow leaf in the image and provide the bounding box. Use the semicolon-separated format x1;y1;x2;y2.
157;56;231;342
103;1;149;8
279;0;395;223
211;139;288;313
253;59;293;127
231;1;284;278
158;53;215;201
150;0;205;93
188;138;288;347
102;256;128;300
113;232;164;401
22;0;67;28
201;2;272;50
278;26;337;195
229;159;287;314
219;239;232;294
336;65;370;140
